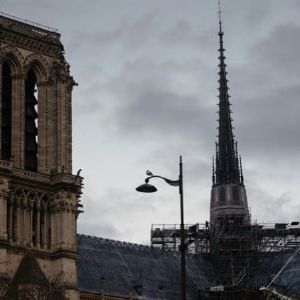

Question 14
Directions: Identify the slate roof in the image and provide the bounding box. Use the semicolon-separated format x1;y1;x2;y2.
258;251;300;297
77;234;215;300
77;234;300;299
226;250;300;299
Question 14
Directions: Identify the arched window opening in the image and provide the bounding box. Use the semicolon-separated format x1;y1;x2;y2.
1;63;12;160
25;70;38;172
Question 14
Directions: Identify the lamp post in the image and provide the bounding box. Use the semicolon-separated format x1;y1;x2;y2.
136;156;186;300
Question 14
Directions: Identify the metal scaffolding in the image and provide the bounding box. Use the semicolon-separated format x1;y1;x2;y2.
151;222;300;254
151;223;210;254
151;220;300;298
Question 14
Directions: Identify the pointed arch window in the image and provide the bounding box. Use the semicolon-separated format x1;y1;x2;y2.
25;70;38;172
1;62;12;160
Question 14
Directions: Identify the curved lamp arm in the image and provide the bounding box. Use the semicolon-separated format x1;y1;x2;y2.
145;175;180;187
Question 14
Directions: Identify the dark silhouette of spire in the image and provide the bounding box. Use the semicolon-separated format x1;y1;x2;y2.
214;0;242;186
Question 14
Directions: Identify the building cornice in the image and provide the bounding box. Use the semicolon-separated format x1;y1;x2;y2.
0;15;63;58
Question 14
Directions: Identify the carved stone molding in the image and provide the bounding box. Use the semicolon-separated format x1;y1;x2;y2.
0;26;63;58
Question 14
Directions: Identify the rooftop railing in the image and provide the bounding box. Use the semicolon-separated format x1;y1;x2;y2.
0;11;60;39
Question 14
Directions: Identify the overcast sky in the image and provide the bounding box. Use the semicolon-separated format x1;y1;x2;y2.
1;0;300;244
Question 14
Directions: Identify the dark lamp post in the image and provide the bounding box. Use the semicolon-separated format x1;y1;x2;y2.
136;156;186;300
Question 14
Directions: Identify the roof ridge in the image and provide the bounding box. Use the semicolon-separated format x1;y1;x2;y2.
77;233;177;253
78;233;148;247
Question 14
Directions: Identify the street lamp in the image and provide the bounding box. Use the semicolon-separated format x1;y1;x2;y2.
136;156;186;300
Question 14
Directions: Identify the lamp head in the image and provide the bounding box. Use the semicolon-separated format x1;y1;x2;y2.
136;183;157;193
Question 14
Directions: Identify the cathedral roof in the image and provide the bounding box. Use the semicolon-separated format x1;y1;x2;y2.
77;234;215;299
253;251;300;297
77;234;300;299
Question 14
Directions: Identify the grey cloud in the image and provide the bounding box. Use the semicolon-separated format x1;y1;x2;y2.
95;14;155;48
249;187;299;223
98;58;216;145
229;24;300;93
117;92;210;138
163;19;193;42
161;19;212;47
251;25;300;77
237;84;300;157
78;188;158;241
225;25;300;159
79;222;120;240
69;14;156;51
292;0;300;9
139;145;213;191
243;2;271;28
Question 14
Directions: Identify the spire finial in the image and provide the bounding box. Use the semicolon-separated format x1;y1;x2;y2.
218;0;222;33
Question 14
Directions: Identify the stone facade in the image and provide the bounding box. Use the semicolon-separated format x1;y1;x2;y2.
0;13;83;300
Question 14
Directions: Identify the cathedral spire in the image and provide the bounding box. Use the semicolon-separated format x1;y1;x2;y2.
214;0;242;186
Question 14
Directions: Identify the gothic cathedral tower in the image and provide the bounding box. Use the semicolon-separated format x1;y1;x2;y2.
0;13;82;299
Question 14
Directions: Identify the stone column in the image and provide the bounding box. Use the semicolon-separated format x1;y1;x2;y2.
43;210;47;249
53;76;73;174
23;205;26;245
60;208;63;248
64;80;73;174
29;202;33;247
37;81;49;174
15;202;19;243
47;79;58;173
0;194;6;240
8;198;13;242
50;210;56;249
0;62;3;156
0;178;9;240
11;74;25;168
36;205;41;248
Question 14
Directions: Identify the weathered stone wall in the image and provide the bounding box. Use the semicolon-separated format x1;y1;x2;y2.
0;13;82;300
